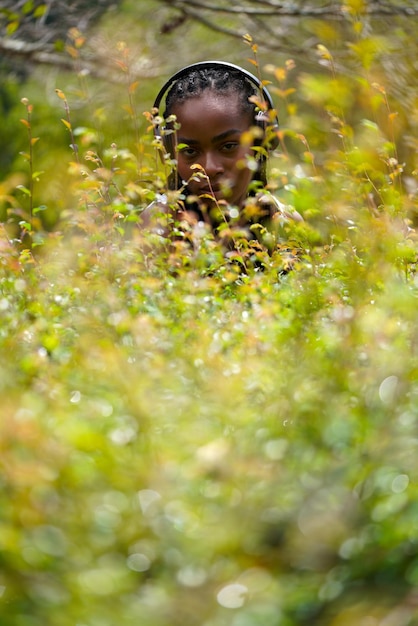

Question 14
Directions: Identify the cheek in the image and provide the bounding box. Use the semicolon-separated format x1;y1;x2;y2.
232;168;252;197
236;146;254;173
177;156;204;186
232;152;253;185
175;158;198;190
176;156;190;178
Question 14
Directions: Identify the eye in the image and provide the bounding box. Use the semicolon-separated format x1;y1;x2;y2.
178;144;199;159
220;141;240;154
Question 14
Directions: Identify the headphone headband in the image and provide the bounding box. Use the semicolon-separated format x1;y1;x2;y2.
153;60;276;114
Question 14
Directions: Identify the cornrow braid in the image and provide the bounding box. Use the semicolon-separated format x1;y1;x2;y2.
164;67;257;119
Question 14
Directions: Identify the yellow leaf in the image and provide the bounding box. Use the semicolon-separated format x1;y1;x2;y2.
317;44;332;60
61;119;72;130
122;105;135;117
75;36;85;49
344;0;366;14
65;45;78;59
129;81;140;94
275;68;287;82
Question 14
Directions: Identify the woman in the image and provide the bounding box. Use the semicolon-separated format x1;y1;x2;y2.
143;61;301;248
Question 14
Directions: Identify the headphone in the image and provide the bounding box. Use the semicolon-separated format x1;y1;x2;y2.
152;60;280;153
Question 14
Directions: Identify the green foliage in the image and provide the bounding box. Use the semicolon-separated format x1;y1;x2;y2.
1;17;418;626
2;181;418;625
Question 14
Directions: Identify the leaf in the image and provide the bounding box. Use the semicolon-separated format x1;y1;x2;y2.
20;119;30;128
74;36;86;49
275;68;287;82
122;105;135;117
19;248;35;264
129;81;140;95
33;4;47;18
316;44;332;60
6;21;19;35
19;220;32;231
16;185;31;196
22;1;34;15
33;205;47;214
61;119;72;130
65;45;78;59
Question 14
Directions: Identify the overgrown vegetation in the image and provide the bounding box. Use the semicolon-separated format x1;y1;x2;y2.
1;7;418;625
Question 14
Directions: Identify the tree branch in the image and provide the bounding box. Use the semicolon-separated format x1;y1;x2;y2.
1;0;417;82
0;36;157;82
162;0;418;17
163;0;343;17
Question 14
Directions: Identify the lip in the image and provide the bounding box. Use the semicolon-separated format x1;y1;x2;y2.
198;187;221;197
199;185;221;195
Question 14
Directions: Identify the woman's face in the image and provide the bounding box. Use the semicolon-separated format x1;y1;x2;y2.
170;92;254;208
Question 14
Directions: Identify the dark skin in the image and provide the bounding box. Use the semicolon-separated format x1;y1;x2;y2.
172;91;255;210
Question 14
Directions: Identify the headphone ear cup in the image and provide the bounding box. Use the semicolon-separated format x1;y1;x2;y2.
255;111;280;151
267;122;280;151
152;121;179;189
153;121;176;163
162;126;176;157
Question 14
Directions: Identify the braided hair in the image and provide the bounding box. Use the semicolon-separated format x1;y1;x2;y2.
164;67;257;119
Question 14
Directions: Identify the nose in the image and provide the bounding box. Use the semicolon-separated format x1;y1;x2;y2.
201;151;224;178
